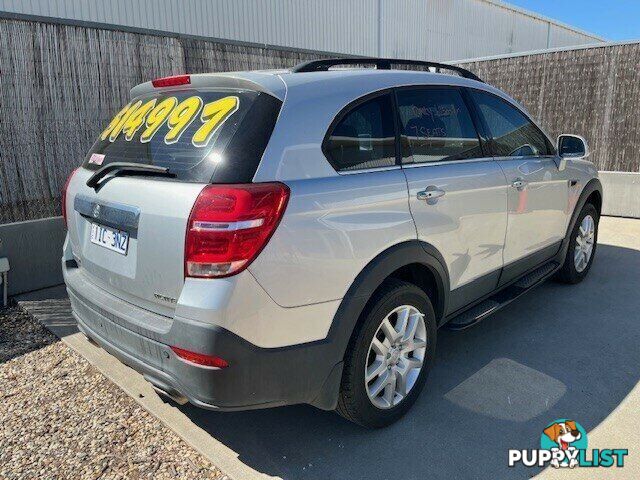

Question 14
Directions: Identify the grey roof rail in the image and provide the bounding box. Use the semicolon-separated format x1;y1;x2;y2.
291;57;483;82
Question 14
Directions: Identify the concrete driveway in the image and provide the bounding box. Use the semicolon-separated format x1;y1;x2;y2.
19;217;640;479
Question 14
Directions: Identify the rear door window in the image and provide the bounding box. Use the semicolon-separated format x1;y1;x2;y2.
84;89;281;183
324;93;397;172
396;87;483;164
469;90;554;157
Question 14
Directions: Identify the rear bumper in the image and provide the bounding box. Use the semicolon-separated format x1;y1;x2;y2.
64;262;343;411
74;310;221;410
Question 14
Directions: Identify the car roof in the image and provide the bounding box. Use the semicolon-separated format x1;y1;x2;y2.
133;68;486;98
278;68;484;89
276;69;528;113
212;67;490;90
130;67;527;119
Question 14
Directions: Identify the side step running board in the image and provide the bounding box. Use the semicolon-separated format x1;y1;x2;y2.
446;261;559;331
446;299;500;330
513;261;557;289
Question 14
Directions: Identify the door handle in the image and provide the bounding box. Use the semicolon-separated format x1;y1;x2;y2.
512;178;527;190
416;187;446;201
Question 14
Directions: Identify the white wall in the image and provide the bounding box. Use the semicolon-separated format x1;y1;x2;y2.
599;172;640;219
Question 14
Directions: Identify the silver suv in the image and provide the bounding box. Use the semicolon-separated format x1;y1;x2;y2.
62;58;602;428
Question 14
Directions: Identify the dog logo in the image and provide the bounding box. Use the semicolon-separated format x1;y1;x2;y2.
541;420;585;468
509;418;628;469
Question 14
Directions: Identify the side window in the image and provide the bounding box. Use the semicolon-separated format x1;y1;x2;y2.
396;87;482;164
470;90;553;157
324;94;396;171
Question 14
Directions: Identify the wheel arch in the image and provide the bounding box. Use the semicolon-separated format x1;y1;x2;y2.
559;178;603;261
327;240;449;359
571;178;603;230
585;188;602;216
309;240;449;411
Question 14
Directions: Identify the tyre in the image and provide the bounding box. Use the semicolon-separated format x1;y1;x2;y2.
336;279;437;428
556;203;599;284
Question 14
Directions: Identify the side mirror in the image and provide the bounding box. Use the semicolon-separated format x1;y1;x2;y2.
557;134;589;171
558;134;589;159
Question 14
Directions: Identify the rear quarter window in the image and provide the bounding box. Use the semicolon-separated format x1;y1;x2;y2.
323;93;397;172
84;89;281;183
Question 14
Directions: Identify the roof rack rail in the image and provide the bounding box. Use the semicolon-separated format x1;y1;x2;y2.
291;57;483;82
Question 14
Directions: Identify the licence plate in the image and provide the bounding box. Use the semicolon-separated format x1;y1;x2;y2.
90;223;129;255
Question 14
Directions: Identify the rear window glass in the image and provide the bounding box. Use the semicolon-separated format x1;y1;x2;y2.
84;89;281;183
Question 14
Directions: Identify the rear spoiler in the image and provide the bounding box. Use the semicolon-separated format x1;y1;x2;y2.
130;72;286;100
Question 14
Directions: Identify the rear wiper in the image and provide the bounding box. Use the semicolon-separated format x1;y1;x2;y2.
86;162;175;189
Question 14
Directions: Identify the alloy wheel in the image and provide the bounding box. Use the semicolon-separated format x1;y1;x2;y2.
574;214;595;273
365;305;427;409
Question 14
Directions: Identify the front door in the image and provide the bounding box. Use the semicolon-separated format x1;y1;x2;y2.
396;86;508;314
468;89;569;283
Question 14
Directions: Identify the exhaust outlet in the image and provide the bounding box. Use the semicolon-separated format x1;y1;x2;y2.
144;375;189;405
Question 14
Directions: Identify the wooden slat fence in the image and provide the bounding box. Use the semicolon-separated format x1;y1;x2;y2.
458;43;640;174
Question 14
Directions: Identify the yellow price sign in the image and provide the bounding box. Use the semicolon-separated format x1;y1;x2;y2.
100;95;240;147
100;103;130;141
193;96;239;147
122;99;157;141
140;97;178;143
165;96;203;145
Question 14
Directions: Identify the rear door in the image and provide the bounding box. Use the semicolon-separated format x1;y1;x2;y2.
468;89;569;284
397;86;508;314
64;87;281;316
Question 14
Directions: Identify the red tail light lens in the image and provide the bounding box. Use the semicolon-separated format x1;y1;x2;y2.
185;182;290;278
61;168;79;228
152;74;191;88
170;346;229;368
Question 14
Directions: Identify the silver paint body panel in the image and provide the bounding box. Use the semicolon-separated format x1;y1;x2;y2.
249;169;416;307
403;159;507;291
496;156;570;265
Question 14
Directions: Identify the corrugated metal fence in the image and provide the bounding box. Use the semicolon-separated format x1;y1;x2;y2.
458;42;640;174
0;17;330;224
0;0;603;61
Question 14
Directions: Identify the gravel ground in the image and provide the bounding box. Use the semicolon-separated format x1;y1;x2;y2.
0;306;227;480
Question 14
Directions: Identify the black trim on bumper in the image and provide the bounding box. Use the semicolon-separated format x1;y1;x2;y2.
68;283;342;411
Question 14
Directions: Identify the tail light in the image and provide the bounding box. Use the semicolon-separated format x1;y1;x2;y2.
170;346;229;369
185;182;290;278
61;168;79;228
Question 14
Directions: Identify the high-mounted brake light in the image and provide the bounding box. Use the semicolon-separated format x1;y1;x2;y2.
170;346;229;369
185;183;290;278
62;168;79;228
152;74;191;88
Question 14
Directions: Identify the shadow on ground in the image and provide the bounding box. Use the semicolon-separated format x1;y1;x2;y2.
0;305;59;362
17;285;77;338
180;243;640;479
2;285;71;363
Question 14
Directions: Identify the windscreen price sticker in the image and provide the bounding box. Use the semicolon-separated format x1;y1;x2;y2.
100;95;240;147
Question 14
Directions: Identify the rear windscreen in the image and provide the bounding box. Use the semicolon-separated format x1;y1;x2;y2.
84;89;281;183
